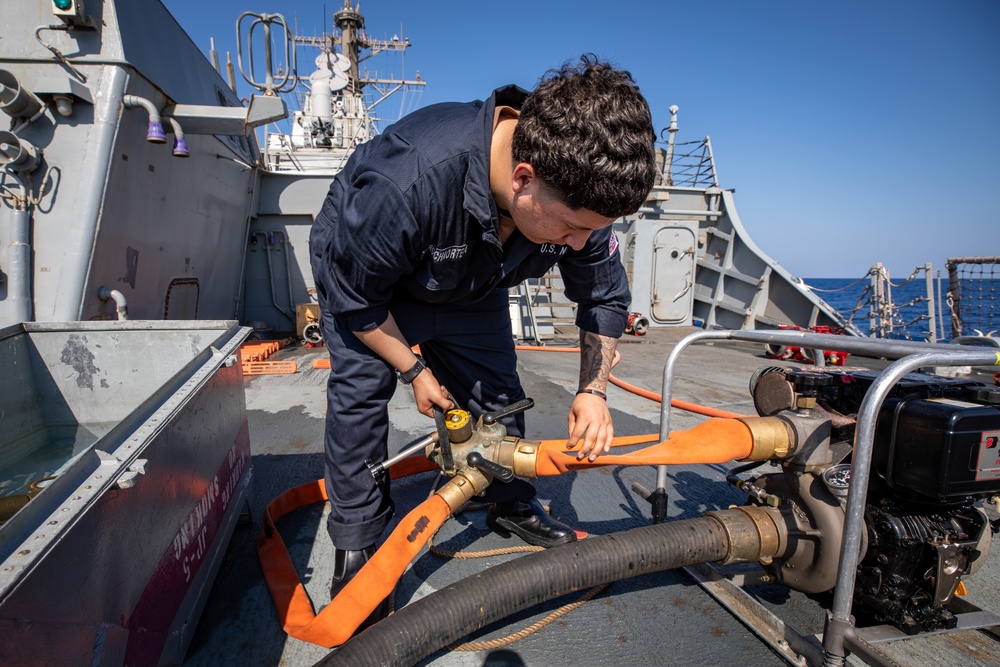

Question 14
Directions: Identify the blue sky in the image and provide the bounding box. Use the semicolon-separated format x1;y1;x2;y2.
162;0;999;279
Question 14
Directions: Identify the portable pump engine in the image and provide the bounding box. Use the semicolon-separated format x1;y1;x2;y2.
743;366;1000;635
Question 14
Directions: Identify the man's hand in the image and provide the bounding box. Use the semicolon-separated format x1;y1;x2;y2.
567;391;613;460
411;368;453;416
353;312;453;416
569;330;619;460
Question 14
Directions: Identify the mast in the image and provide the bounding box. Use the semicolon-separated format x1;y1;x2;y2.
264;1;425;170
333;1;364;97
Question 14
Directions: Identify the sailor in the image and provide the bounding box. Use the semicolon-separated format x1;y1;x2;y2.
309;54;656;621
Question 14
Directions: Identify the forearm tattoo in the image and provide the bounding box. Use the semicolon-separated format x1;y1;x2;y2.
579;331;616;392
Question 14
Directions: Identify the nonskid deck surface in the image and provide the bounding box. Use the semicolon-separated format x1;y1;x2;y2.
183;328;1000;667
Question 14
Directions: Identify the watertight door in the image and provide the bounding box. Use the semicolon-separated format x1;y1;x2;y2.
650;225;697;325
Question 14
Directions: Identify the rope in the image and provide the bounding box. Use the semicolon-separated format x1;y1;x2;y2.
428;504;544;560
807;273;870;293
421;479;607;651
885;266;922;289
444;583;611;652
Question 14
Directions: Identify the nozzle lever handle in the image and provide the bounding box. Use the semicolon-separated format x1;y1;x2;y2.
466;452;514;483
482;398;534;425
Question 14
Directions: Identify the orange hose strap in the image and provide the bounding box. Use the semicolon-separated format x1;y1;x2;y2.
533;418;754;476
258;479;451;647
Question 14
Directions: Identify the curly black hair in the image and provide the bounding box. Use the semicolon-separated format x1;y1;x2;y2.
512;54;656;218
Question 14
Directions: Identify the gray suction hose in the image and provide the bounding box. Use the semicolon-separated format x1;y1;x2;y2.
318;513;765;667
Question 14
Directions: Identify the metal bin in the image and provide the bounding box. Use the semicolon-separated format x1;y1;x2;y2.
0;321;252;666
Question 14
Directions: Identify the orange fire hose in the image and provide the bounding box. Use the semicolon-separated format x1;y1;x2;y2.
263;343;752;646
513;344;745;420
606;373;745;419
534;418;754;475
258;477;451;647
258;419;755;647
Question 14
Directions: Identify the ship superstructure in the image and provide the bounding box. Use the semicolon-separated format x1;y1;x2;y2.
261;0;425;174
2;5;998;667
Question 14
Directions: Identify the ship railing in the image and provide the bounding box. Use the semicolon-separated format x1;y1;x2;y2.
808;264;939;341
658;137;719;189
946;256;1000;338
262;131;299;171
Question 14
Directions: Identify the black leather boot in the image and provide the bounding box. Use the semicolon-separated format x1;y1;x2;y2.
486;499;577;548
330;545;391;630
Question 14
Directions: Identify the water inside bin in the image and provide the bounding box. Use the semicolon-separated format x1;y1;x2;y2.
0;422;116;498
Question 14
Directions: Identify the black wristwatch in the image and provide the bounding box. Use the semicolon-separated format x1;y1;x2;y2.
396;355;427;384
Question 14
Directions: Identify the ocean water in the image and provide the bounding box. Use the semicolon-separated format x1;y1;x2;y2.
805;277;998;341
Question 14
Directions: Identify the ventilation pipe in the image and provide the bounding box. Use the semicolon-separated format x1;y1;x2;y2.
165;116;189;158
2;173;34;324
122;95;166;143
97;287;128;320
0;70;44;120
0;132;43;324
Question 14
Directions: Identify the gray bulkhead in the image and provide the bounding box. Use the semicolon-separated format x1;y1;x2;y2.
1;1;258;327
242;172;331;336
622;184;850;334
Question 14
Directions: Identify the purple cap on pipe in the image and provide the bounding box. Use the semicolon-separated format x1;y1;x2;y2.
172;136;190;158
146;120;167;144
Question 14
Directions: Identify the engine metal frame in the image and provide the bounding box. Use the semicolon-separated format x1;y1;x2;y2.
656;329;1000;666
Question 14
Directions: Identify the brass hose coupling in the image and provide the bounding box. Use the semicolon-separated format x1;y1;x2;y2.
436;466;491;513
495;437;540;479
736;416;794;461
428;401;540;511
704;505;785;565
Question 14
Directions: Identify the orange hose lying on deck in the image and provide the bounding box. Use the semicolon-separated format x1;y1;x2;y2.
606;374;746;419
386;452;439;477
267;346;749;646
533;418;754;476
513;344;746;419
258;480;451;647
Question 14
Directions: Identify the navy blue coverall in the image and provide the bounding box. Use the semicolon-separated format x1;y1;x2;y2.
309;85;631;550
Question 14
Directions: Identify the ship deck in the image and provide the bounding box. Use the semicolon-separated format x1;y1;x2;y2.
182;327;1000;667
